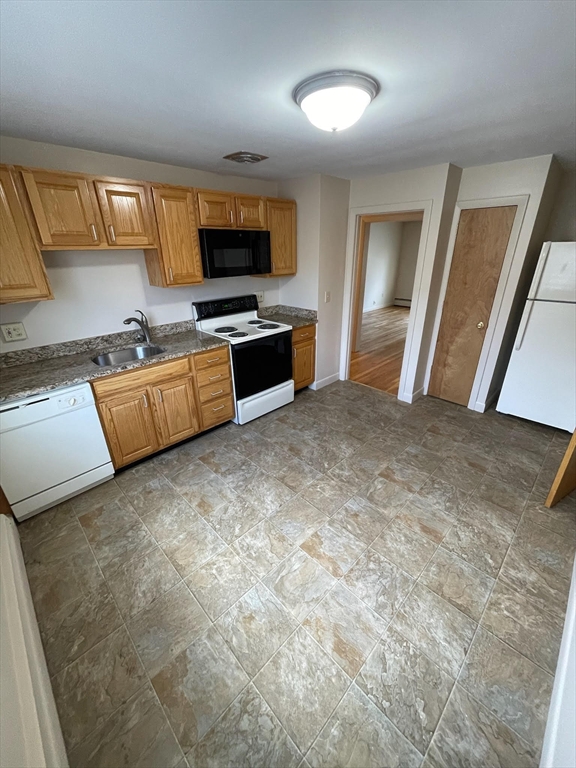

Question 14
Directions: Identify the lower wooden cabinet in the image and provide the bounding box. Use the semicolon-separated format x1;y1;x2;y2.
98;388;159;467
292;325;316;390
92;347;234;468
154;376;199;446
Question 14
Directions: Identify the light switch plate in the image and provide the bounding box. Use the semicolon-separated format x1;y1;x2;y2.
1;322;28;342
255;291;264;304
324;291;331;303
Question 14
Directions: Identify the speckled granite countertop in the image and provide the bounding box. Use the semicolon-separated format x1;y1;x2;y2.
0;309;317;403
0;330;227;404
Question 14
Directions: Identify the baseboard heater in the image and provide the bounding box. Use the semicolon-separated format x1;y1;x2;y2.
394;298;411;307
0;515;68;768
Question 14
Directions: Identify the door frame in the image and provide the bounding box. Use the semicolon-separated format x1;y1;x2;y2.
424;195;529;411
340;200;433;402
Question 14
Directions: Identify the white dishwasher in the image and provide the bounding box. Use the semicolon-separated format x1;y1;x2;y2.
0;383;114;521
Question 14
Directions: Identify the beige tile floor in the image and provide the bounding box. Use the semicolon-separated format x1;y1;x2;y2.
19;380;576;768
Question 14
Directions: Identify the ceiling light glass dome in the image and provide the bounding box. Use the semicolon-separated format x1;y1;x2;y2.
293;70;380;132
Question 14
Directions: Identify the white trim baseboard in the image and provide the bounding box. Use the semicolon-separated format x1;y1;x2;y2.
309;373;340;390
399;385;424;404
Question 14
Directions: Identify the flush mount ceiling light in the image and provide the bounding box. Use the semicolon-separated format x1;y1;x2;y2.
293;70;380;132
223;151;269;164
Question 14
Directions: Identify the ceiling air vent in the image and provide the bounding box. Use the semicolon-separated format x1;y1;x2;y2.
223;151;269;164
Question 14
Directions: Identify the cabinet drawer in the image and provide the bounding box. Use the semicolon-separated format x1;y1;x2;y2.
193;346;230;371
196;363;230;388
198;377;232;403
92;357;191;399
292;324;316;343
201;395;235;429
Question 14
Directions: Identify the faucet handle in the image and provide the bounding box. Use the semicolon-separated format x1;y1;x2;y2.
134;309;150;327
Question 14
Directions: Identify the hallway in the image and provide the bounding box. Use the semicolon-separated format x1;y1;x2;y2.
350;306;410;395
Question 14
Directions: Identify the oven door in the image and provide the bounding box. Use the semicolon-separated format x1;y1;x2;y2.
231;331;293;400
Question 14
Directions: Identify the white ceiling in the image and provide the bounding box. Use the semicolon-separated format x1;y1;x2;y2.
1;0;575;180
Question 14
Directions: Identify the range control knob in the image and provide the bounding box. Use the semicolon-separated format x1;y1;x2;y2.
68;397;77;406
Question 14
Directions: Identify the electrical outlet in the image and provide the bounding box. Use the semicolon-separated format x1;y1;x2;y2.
1;322;28;342
324;291;331;303
255;291;264;304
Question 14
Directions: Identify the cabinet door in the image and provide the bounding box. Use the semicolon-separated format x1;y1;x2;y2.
0;167;53;303
21;170;103;246
152;186;203;285
153;376;200;447
197;191;234;227
95;181;156;246
98;388;158;468
293;339;315;390
266;199;296;275
235;196;266;229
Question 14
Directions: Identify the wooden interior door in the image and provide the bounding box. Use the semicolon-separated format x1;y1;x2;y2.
0;167;53;303
21;170;103;246
293;339;315;390
197;191;234;227
95;181;156;246
154;376;199;446
152;186;203;285
236;196;265;228
266;199;296;275
428;205;517;405
98;388;158;467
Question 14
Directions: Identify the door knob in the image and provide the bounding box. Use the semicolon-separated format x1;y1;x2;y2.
477;321;485;329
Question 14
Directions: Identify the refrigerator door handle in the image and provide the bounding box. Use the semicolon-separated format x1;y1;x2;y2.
515;300;535;350
528;241;551;300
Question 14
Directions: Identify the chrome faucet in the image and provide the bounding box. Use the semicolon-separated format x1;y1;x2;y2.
124;310;152;344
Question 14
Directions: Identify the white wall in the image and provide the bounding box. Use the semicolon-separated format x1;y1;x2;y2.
316;175;350;386
395;221;422;304
344;163;462;401
0;136;280;352
362;222;402;311
544;167;576;242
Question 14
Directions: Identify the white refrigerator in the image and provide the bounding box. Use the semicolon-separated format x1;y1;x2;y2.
497;241;576;432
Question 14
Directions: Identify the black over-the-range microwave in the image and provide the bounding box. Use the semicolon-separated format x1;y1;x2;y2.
198;228;271;278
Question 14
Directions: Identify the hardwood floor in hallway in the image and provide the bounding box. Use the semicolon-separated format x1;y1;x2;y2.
350;306;410;395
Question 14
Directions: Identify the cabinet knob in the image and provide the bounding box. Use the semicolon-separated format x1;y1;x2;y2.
477;321;485;329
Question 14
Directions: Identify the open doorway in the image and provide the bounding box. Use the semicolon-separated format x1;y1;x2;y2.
349;211;424;395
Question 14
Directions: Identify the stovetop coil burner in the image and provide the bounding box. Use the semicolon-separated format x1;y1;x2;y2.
228;331;249;337
247;320;263;325
215;326;238;333
258;323;280;329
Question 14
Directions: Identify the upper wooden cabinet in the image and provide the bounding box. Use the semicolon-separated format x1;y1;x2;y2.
267;198;297;275
235;196;266;229
148;186;203;286
21;169;103;247
197;190;234;227
0;166;53;304
95;181;156;247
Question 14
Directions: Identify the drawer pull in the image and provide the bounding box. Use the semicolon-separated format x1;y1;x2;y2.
211;389;224;396
208;373;222;380
298;333;310;338
212;404;225;412
207;357;220;363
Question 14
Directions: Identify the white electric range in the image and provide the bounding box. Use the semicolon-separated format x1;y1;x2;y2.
193;295;294;424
